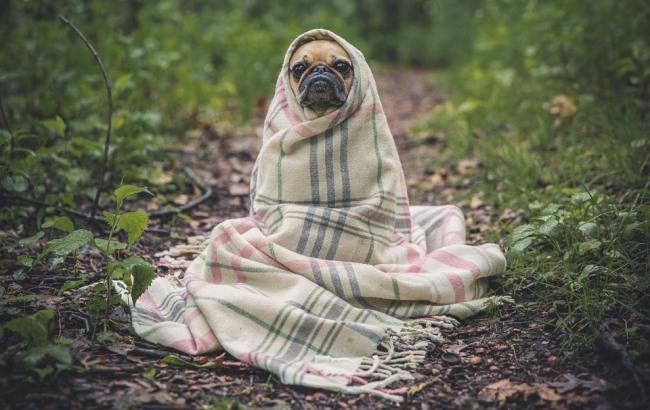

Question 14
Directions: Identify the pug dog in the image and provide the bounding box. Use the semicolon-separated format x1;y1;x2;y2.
288;40;354;116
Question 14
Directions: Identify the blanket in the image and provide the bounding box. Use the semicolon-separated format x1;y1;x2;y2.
129;29;507;401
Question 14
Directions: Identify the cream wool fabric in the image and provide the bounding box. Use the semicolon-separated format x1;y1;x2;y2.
129;29;507;401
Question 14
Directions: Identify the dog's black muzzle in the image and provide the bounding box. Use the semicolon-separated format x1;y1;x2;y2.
298;65;347;108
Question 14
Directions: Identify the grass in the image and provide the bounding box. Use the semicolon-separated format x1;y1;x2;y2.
415;67;649;355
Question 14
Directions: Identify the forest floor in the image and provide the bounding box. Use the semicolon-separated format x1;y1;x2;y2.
0;68;641;409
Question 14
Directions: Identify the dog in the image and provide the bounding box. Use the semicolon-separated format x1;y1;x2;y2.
288;39;354;116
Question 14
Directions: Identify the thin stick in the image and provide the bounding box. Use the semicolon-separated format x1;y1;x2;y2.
2;194;170;234
58;15;112;221
149;167;216;217
0;95;14;153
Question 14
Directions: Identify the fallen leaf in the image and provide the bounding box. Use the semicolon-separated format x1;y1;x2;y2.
458;159;479;174
479;378;562;404
549;94;576;118
470;195;484;210
173;194;189;205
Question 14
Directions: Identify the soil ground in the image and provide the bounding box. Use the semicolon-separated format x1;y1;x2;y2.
0;69;642;409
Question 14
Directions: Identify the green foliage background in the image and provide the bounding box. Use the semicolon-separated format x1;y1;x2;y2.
0;0;648;353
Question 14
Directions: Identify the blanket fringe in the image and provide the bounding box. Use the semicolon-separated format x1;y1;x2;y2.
350;315;459;401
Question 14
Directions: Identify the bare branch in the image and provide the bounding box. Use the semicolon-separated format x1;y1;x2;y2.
58;15;113;221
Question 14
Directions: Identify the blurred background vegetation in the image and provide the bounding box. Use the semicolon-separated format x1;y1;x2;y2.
0;0;648;354
1;0;647;207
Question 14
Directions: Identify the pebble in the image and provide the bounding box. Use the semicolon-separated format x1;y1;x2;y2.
489;365;500;372
468;356;482;365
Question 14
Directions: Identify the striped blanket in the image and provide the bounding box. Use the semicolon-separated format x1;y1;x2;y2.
130;29;506;401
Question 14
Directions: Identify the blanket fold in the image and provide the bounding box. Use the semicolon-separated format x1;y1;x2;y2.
129;29;506;401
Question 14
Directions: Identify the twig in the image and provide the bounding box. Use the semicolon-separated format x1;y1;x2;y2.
58;16;112;221
2;194;169;234
149;167;215;218
0;94;15;152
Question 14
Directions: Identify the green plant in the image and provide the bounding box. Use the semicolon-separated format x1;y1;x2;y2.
4;309;73;380
503;190;649;350
30;185;156;327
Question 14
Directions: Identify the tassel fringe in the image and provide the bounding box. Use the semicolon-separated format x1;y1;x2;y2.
350;315;459;401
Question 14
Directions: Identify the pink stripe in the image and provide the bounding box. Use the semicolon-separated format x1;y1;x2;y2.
138;292;165;321
185;307;203;325
444;272;466;302
431;249;480;277
170;329;218;355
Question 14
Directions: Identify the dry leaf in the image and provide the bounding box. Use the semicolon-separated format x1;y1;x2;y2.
549;94;576;118
173;194;190;205
479;378;562;404
470;195;484;209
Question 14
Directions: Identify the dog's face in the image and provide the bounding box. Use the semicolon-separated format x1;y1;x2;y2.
288;40;353;116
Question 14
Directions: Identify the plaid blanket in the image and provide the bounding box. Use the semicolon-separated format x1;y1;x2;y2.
129;29;506;401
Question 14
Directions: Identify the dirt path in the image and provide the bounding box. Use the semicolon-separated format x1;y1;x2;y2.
1;69;625;409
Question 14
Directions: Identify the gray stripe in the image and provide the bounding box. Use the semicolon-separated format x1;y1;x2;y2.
424;207;452;236
309;258;325;287
339;120;351;204
295;206;314;254
325;260;345;298
310;208;330;257
309;136;320;204
324;128;336;207
343;262;376;310
324;211;347;260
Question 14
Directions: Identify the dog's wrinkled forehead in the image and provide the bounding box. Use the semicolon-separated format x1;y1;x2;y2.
288;39;350;68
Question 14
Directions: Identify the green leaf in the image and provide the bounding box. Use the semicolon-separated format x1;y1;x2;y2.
19;231;44;247
113;73;133;95
130;260;155;304
42;229;93;257
96;330;116;343
42;216;74;233
7;309;54;347
143;367;157;380
93;238;127;254
571;192;592;204
538;217;560;237
505;224;536;248
41;116;66;135
540;203;562;215
103;211;118;227
1;174;29;193
117;211;149;247
578;222;600;237
86;296;107;314
114;185;153;209
161;355;221;369
17;255;33;267
17;344;72;374
508;237;534;255
578;240;601;255
58;279;87;295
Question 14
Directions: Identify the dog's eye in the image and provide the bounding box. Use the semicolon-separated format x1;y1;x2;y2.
334;61;351;74
291;63;307;78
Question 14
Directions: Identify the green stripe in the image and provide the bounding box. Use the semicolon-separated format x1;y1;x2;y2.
391;278;401;301
199;254;286;273
281;213;399;247
277;130;289;201
203;298;326;355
